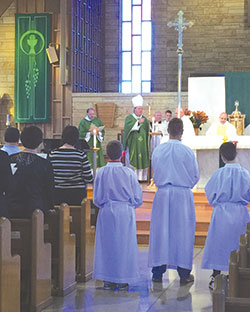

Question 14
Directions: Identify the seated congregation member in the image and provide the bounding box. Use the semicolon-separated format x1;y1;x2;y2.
8;126;54;218
1;127;21;155
148;118;200;284
202;142;250;290
48;125;93;205
0;150;12;217
93;140;143;290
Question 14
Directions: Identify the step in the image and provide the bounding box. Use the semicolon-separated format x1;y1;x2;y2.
137;230;208;247
137;219;210;231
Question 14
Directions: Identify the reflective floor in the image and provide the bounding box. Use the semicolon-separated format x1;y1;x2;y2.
42;247;213;312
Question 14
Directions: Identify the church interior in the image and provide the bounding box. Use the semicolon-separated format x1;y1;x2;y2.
0;0;250;311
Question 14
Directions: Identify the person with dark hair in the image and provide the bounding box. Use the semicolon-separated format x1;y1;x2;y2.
0;150;12;217
202;141;250;290
1;127;21;155
48;125;93;205
161;110;172;135
93;140;142;290
8;126;54;218
78;107;105;168
148;117;200;284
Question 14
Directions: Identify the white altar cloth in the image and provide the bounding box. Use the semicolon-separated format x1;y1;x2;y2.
161;135;250;189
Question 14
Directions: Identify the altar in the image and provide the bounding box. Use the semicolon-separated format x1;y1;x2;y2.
161;135;250;189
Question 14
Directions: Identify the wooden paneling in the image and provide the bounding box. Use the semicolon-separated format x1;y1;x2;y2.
0;0;14;17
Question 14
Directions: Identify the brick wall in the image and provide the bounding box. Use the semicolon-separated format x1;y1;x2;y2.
0;2;15;142
103;0;250;92
72;92;188;153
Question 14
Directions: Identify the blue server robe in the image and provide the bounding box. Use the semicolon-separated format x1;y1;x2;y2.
148;139;200;270
93;162;143;283
202;163;250;271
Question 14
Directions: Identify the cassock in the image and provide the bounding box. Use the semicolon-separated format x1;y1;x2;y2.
148;140;200;270
202;163;250;271
123;113;150;180
93;162;143;283
78;116;105;168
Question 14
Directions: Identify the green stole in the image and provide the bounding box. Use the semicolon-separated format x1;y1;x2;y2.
78;117;106;168
123;114;149;169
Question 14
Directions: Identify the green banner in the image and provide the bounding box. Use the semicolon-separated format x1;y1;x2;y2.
15;14;51;123
225;72;250;127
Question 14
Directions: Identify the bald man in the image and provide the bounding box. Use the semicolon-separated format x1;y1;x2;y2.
206;112;237;138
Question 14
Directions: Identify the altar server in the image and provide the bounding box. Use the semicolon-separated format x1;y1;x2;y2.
202;142;250;290
93;140;143;290
148;118;200;284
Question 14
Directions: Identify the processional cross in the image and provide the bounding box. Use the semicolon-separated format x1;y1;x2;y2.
168;11;193;118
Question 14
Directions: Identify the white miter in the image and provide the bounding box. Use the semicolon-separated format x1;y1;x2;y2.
132;94;144;107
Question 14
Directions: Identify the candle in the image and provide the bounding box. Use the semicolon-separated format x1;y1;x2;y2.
152;117;155;132
148;104;151;116
93;129;97;148
6;114;10;127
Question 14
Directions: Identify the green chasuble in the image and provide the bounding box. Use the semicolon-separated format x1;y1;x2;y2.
78;117;106;168
123;114;149;170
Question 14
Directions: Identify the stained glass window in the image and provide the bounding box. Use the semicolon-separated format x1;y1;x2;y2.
121;0;151;93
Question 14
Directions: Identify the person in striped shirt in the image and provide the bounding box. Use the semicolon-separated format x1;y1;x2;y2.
48;125;93;205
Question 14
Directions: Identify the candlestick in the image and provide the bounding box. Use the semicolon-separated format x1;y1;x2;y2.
93;129;97;148
152;117;155;132
6;114;10;127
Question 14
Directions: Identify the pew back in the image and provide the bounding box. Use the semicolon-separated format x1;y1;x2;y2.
45;203;76;296
10;210;52;312
0;217;20;312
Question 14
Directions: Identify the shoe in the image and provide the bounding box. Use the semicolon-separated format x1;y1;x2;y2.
152;277;162;283
180;274;194;285
209;275;215;290
117;283;128;290
103;281;112;290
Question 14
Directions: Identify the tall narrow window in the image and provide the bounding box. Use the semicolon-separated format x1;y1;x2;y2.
121;0;152;93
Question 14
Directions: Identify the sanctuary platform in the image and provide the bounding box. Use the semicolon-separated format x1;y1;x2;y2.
88;184;250;248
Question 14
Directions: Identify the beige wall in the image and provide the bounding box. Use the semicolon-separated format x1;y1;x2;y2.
0;2;15;142
72;92;188;153
103;0;250;92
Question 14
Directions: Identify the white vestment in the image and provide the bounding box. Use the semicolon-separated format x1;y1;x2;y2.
181;115;195;141
148;140;200;270
202;163;250;271
93;162;143;283
206;121;237;138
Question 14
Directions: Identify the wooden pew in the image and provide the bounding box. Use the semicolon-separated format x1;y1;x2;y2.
10;210;52;312
213;274;250;312
44;203;77;296
56;198;95;282
0;217;20;312
213;244;250;312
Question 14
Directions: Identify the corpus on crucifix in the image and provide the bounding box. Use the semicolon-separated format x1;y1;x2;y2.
168;11;193;118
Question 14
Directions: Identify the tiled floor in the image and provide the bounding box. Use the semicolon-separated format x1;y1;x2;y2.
42;247;213;312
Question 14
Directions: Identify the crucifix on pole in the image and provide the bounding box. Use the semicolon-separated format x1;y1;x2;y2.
168;11;193;118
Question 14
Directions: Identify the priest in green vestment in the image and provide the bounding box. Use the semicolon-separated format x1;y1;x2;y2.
123;95;150;181
78;107;106;168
